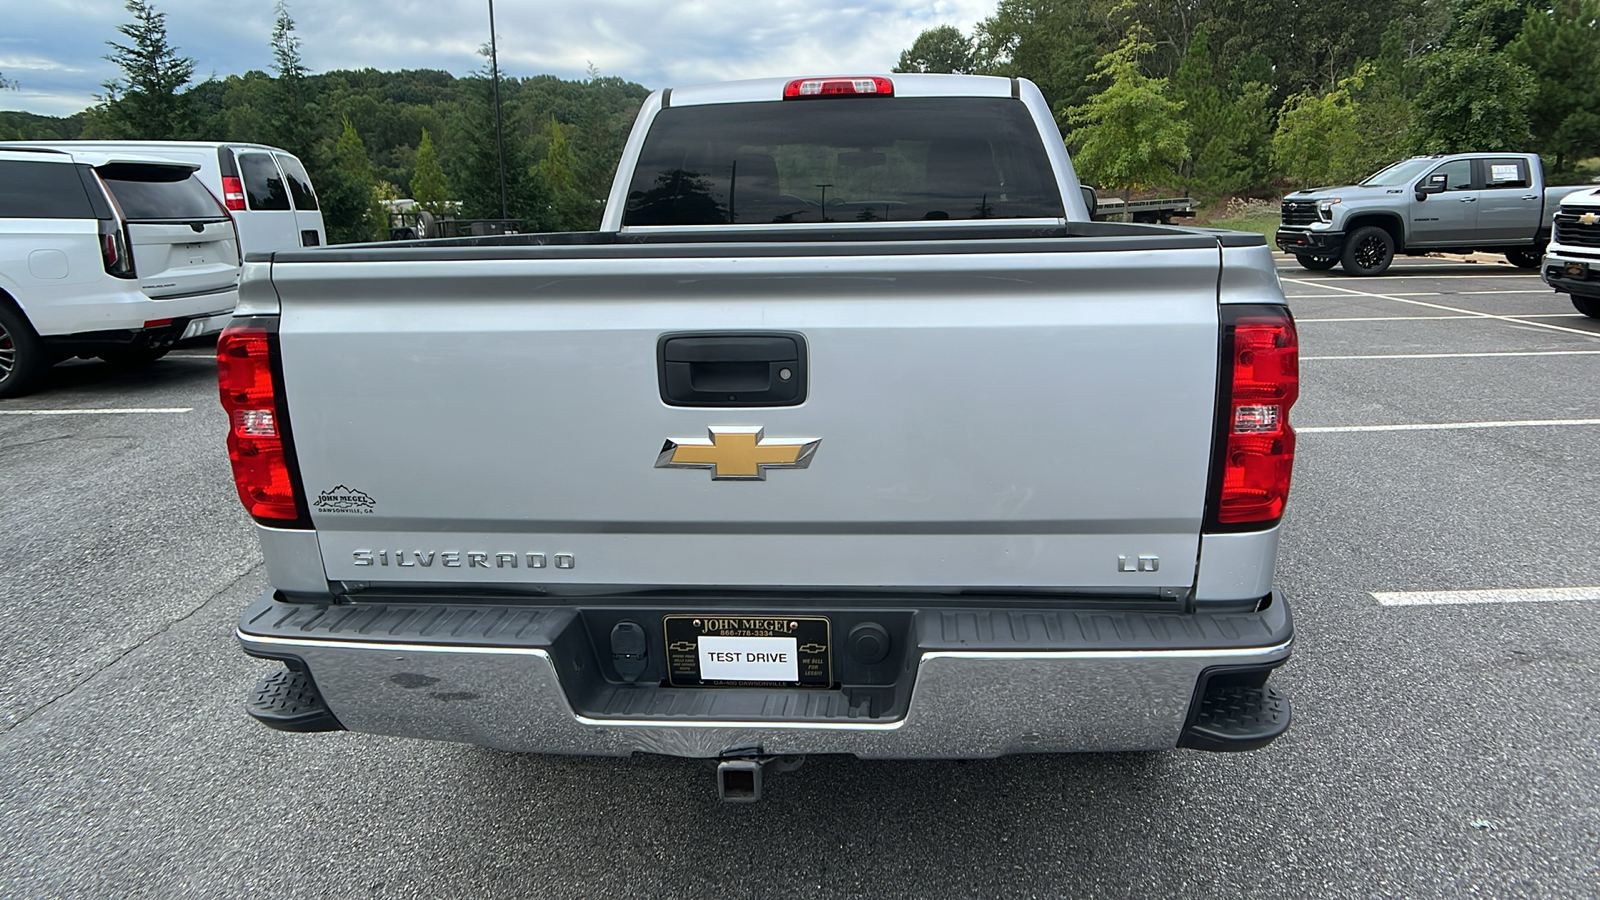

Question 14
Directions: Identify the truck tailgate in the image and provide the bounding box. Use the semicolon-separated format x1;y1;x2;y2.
274;238;1222;594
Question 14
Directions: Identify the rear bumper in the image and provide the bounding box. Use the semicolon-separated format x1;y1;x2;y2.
28;284;237;339
1543;246;1600;297
237;591;1293;758
40;306;233;355
1275;227;1343;257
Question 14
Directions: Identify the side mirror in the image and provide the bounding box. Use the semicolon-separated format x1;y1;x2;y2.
1080;184;1098;219
1415;175;1447;200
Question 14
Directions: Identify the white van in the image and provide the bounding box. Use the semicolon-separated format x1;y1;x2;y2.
0;141;326;254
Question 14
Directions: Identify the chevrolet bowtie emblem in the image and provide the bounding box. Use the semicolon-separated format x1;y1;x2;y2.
656;427;821;480
1580;211;1600;226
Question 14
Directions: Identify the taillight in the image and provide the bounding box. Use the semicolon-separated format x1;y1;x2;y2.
98;218;135;278
222;175;247;211
783;77;893;99
1205;305;1298;530
218;321;309;526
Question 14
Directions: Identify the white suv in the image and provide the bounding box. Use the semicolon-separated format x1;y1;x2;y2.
0;146;240;397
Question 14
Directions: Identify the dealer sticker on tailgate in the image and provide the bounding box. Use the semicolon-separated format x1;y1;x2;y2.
664;615;831;687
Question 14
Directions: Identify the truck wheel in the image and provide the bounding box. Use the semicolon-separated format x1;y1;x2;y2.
0;302;50;399
1340;226;1395;276
1294;255;1338;271
1572;293;1600;319
97;347;170;368
1505;249;1542;269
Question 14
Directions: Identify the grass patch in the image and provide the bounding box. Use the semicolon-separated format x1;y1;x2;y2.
1203;215;1279;240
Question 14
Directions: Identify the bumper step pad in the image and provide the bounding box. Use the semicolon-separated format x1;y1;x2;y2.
1181;684;1290;752
246;668;344;733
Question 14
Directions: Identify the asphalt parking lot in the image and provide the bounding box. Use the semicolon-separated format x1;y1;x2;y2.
2;255;1598;898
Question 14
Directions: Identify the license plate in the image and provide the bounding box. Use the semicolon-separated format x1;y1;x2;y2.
1565;262;1590;279
664;615;831;687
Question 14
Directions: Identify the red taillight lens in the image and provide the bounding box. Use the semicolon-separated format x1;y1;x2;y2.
783;76;894;99
222;175;247;211
98;218;134;278
218;323;307;525
1209;306;1298;528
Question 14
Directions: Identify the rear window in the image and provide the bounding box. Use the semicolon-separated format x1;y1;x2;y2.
1483;158;1531;190
101;165;225;220
623;97;1065;226
239;152;290;211
0;160;96;219
275;153;319;210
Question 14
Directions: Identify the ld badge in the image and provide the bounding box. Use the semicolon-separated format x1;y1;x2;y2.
656;426;820;480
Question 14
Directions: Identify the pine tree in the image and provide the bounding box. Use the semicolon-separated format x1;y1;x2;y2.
269;0;313;158
101;0;196;139
411;128;449;216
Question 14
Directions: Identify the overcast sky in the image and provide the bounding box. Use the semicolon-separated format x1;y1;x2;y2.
1;0;991;117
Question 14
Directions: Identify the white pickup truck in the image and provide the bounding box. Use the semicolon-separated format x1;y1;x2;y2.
224;74;1298;800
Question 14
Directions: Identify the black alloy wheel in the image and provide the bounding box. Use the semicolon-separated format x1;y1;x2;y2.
1341;225;1395;276
0;302;49;398
1505;248;1542;269
1294;254;1339;271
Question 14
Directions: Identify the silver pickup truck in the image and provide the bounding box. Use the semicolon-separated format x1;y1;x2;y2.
222;74;1298;800
1276;152;1589;275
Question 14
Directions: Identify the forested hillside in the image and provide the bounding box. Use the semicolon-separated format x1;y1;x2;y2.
3;0;1597;241
895;0;1600;202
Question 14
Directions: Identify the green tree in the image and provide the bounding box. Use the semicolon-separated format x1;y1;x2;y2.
972;0;1109;117
1509;0;1600;171
411;128;449;216
268;1;313;158
1408;48;1535;152
1172;24;1273;197
1063;27;1190;203
534;116;594;230
446;59;554;230
893;25;977;74
0;71;17;91
100;0;196;139
317;116;380;243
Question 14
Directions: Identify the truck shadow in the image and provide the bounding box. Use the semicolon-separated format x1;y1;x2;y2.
21;354;218;401
456;747;1217;893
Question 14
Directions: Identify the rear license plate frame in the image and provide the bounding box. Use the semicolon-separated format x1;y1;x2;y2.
664;614;832;688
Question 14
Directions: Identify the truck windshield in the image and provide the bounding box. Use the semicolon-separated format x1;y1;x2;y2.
1361;159;1434;187
623;97;1065;226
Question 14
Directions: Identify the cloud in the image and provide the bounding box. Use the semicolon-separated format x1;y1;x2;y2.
2;0;994;116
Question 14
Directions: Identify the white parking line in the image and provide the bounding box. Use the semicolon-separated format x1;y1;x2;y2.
1372;587;1600;606
1281;277;1600;339
1286;273;1536;280
1296;314;1587;323
1304;349;1600;360
1299;418;1600;433
1284;292;1443;298
0;407;193;416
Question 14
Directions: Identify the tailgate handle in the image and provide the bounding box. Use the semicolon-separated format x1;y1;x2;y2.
658;332;807;407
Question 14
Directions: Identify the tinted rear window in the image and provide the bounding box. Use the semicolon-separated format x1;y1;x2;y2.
101;166;225;220
0;159;96;219
239;152;290;211
275;154;319;210
623;97;1064;226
